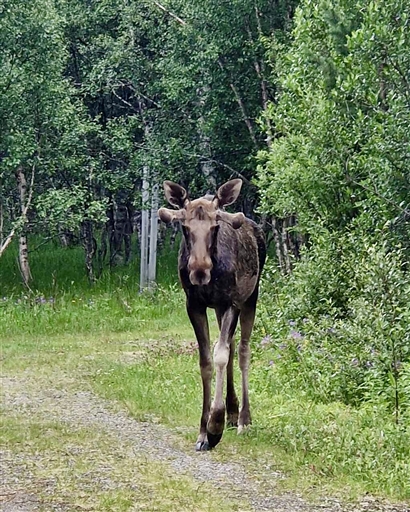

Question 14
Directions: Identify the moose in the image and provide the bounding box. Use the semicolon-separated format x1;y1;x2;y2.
158;179;266;450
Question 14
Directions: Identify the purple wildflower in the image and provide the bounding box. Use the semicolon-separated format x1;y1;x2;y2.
260;335;272;348
289;329;303;340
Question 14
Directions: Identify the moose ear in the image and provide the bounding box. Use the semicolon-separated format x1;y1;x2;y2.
215;179;242;208
216;211;245;229
163;181;188;209
158;207;185;224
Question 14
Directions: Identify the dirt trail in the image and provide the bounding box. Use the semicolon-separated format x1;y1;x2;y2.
1;373;408;512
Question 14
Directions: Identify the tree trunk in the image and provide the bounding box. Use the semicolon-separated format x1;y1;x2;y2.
148;183;159;288
81;220;96;284
97;223;108;277
110;200;132;266
272;217;285;272
272;215;303;274
16;167;32;287
139;169;149;291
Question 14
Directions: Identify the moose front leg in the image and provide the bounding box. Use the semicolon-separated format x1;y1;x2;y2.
207;306;239;449
215;308;239;428
186;302;212;451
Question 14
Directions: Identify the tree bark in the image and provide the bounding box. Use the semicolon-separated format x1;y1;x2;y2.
272;215;303;274
148;183;159;288
81;220;96;284
140;168;149;291
16;167;32;287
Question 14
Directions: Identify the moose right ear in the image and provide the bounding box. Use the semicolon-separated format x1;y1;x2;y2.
158;207;184;224
163;181;188;209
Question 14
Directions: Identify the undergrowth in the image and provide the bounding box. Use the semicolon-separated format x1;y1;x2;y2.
1;237;410;502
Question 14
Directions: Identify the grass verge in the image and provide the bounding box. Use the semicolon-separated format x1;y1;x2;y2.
1;240;409;506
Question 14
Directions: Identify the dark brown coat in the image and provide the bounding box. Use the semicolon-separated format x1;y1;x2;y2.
159;179;266;450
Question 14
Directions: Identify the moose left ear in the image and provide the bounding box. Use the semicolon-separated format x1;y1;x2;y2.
215;179;242;208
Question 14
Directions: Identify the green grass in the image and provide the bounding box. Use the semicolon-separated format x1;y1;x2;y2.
0;236;179;295
94;350;410;501
1;413;245;511
1;238;410;506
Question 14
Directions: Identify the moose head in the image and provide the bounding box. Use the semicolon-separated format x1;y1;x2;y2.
158;179;245;286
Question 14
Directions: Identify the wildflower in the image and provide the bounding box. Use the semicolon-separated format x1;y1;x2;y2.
268;360;274;366
260;335;272;348
278;343;287;350
288;320;296;326
289;329;303;340
351;357;359;367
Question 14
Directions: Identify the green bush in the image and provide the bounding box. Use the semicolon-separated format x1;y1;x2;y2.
256;236;410;422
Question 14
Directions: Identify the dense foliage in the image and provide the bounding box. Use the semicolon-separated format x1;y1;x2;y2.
1;0;295;278
256;0;410;423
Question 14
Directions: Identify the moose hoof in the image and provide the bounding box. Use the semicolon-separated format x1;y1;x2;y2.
206;431;223;449
227;413;238;428
195;440;211;452
237;422;251;435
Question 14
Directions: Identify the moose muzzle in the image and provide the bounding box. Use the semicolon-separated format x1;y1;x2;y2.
188;255;212;286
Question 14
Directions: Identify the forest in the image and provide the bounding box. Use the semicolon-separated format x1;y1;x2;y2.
1;0;410;508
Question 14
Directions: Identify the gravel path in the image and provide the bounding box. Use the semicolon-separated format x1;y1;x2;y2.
1;374;409;512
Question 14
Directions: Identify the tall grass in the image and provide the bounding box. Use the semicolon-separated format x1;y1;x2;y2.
2;237;410;503
0;236;179;296
0;237;183;338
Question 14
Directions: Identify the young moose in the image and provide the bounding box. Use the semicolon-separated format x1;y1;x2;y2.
158;179;266;450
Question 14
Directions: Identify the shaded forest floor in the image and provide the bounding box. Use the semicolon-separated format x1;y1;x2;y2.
1;331;409;512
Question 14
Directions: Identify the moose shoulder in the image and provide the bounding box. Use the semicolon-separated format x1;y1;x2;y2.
158;179;266;451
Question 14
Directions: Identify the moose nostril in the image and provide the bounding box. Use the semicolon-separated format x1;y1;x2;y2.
190;269;211;286
195;270;206;281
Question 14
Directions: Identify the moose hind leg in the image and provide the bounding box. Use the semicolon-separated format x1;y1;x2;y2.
207;307;239;448
226;336;239;427
238;299;257;434
187;303;212;451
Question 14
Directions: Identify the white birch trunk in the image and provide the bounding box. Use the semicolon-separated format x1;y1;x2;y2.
148;183;159;288
16;167;32;286
139;168;150;291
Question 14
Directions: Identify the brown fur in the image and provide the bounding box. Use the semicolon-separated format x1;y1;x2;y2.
158;179;266;450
